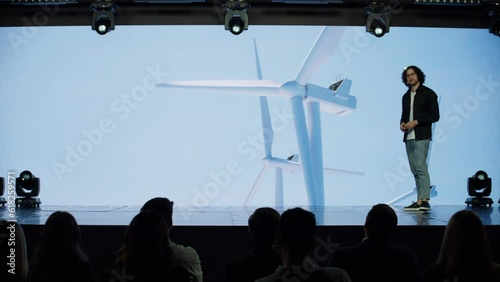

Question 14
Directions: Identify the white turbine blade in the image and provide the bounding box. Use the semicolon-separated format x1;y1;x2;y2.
386;185;437;206
244;165;269;206
254;39;263;80
254;39;274;158
156;80;281;97
294;26;346;86
260;97;274;158
269;158;364;176
323;167;365;176
289;96;317;206
385;189;416;206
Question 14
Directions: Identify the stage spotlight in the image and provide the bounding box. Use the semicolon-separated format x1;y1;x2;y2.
0;177;5;206
224;1;249;35
91;2;116;35
465;170;493;208
15;170;41;207
365;3;391;38
489;5;500;37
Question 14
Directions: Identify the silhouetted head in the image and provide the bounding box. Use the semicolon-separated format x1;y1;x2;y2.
41;211;82;251
141;197;174;228
278;208;316;262
364;204;398;241
438;209;494;276
401;65;426;88
122;211;173;278
125;211;171;262
248;207;280;247
30;211;88;269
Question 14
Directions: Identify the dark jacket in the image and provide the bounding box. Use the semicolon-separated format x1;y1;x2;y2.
400;84;440;142
328;239;421;282
225;246;281;282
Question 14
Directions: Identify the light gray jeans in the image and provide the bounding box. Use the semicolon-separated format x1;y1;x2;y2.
405;139;431;201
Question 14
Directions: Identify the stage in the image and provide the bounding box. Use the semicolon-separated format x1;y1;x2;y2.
2;204;500;281
3;204;500;226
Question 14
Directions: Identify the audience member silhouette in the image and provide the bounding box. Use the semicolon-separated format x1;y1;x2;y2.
29;211;94;282
116;210;190;282
423;209;500;282
225;207;281;282
118;197;202;282
328;203;420;282
0;220;28;282
256;207;351;282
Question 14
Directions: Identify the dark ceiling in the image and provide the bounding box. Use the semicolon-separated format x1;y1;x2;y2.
0;0;495;29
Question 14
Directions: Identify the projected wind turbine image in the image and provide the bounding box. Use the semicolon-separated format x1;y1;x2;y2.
157;26;362;207
1;25;500;207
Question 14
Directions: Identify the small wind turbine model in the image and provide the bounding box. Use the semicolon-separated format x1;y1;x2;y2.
157;26;360;207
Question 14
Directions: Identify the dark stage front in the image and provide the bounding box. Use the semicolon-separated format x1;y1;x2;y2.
3;205;500;282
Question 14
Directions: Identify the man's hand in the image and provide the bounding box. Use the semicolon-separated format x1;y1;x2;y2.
400;122;407;132
405;120;418;130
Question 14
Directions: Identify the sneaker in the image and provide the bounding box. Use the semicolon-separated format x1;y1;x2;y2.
404;202;421;211
420;201;431;211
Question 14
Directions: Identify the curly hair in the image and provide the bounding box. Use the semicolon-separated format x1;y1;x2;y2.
402;65;426;88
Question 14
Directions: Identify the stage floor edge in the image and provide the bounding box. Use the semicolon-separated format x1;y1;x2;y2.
2;204;499;226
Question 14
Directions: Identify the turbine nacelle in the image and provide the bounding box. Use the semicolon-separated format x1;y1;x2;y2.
305;79;356;115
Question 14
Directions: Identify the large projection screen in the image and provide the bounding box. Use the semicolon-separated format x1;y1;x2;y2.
1;25;499;207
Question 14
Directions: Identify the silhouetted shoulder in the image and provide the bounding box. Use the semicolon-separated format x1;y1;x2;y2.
255;262;351;282
170;241;200;264
319;266;351;282
169;241;202;282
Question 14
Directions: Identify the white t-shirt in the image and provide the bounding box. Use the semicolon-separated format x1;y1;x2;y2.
406;91;416;140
